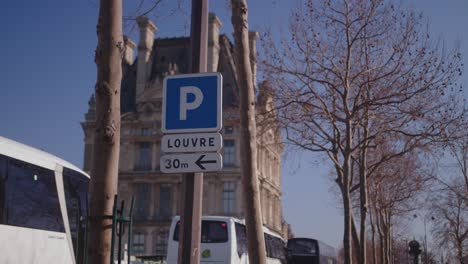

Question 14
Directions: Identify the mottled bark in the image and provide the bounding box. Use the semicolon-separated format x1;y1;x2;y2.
88;0;123;262
231;0;267;263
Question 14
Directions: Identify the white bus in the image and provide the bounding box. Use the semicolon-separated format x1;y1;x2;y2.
0;136;90;264
166;216;287;264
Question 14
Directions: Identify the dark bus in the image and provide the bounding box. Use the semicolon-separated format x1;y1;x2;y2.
286;238;337;264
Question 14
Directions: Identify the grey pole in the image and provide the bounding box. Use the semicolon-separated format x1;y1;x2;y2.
177;0;208;264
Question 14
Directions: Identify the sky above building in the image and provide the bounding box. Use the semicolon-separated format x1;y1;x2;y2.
1;0;467;248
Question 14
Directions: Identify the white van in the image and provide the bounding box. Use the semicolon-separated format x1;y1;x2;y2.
166;216;286;264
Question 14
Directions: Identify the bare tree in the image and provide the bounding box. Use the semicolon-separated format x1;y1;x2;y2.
366;147;430;264
431;136;468;264
431;179;468;264
261;1;464;263
88;0;123;263
122;0;190;35
231;0;267;263
449;136;468;194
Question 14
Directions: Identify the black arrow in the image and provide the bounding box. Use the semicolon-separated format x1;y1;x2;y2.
195;154;217;170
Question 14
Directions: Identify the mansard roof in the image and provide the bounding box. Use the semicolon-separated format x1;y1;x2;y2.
121;61;137;113
120;34;240;114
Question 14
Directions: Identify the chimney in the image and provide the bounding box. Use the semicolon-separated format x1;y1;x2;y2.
123;36;136;65
207;13;222;72
249;31;259;91
136;16;157;99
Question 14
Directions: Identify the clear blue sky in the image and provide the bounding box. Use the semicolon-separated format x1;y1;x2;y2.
1;0;466;248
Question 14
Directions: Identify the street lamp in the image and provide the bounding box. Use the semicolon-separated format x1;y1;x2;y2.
413;214;435;264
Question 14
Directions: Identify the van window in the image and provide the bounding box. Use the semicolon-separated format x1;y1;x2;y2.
2;157;64;232
63;167;89;263
174;220;228;243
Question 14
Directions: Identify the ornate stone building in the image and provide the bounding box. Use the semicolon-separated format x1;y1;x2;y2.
82;14;285;259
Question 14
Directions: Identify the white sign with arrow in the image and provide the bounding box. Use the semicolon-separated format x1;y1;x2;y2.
160;153;223;173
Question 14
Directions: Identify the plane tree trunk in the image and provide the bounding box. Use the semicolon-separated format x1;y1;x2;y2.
88;0;123;262
231;0;267;263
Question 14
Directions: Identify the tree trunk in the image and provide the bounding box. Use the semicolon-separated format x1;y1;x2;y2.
369;206;377;264
359;88;370;264
456;239;464;264
88;0;123;263
343;186;353;264
384;212;391;264
359;144;368;264
352;214;361;263
230;0;267;263
340;153;353;264
376;208;385;264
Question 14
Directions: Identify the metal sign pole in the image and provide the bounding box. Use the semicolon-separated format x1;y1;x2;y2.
178;0;208;264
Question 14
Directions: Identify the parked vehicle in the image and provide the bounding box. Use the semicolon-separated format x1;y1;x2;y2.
166;216;286;264
0;136;89;264
286;238;337;264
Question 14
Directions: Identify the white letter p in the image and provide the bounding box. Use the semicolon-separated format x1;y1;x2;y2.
180;86;203;120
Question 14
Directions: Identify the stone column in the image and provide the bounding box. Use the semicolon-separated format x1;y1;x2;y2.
123;36;136;65
260;187;266;224
174;181;181;215
136;17;157;99
209;181;216;215
267;192;272;227
207;13;222;72
235;178;243;215
249;31;259;90
171;183;178;215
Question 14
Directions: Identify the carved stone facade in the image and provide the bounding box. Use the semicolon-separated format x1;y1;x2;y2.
81;14;286;258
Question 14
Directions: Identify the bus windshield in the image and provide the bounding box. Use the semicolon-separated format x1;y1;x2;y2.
288;239;318;255
173;220;228;243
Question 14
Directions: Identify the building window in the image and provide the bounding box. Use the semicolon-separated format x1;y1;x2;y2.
133;233;145;254
222;181;236;214
223;140;235;166
225;126;234;134
134;184;150;220
135;142;151;171
158;184;171;219
154;230;169;256
141;128;152;136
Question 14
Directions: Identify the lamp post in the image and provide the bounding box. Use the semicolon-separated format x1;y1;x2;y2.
413;214;435;264
404;239;409;264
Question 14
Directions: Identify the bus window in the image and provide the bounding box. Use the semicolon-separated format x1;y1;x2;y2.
3;157;64;232
63;167;89;263
288;239;317;255
0;155;6;222
173;220;228;243
235;223;248;256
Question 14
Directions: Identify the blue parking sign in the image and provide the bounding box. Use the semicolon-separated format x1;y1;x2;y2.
162;73;223;133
